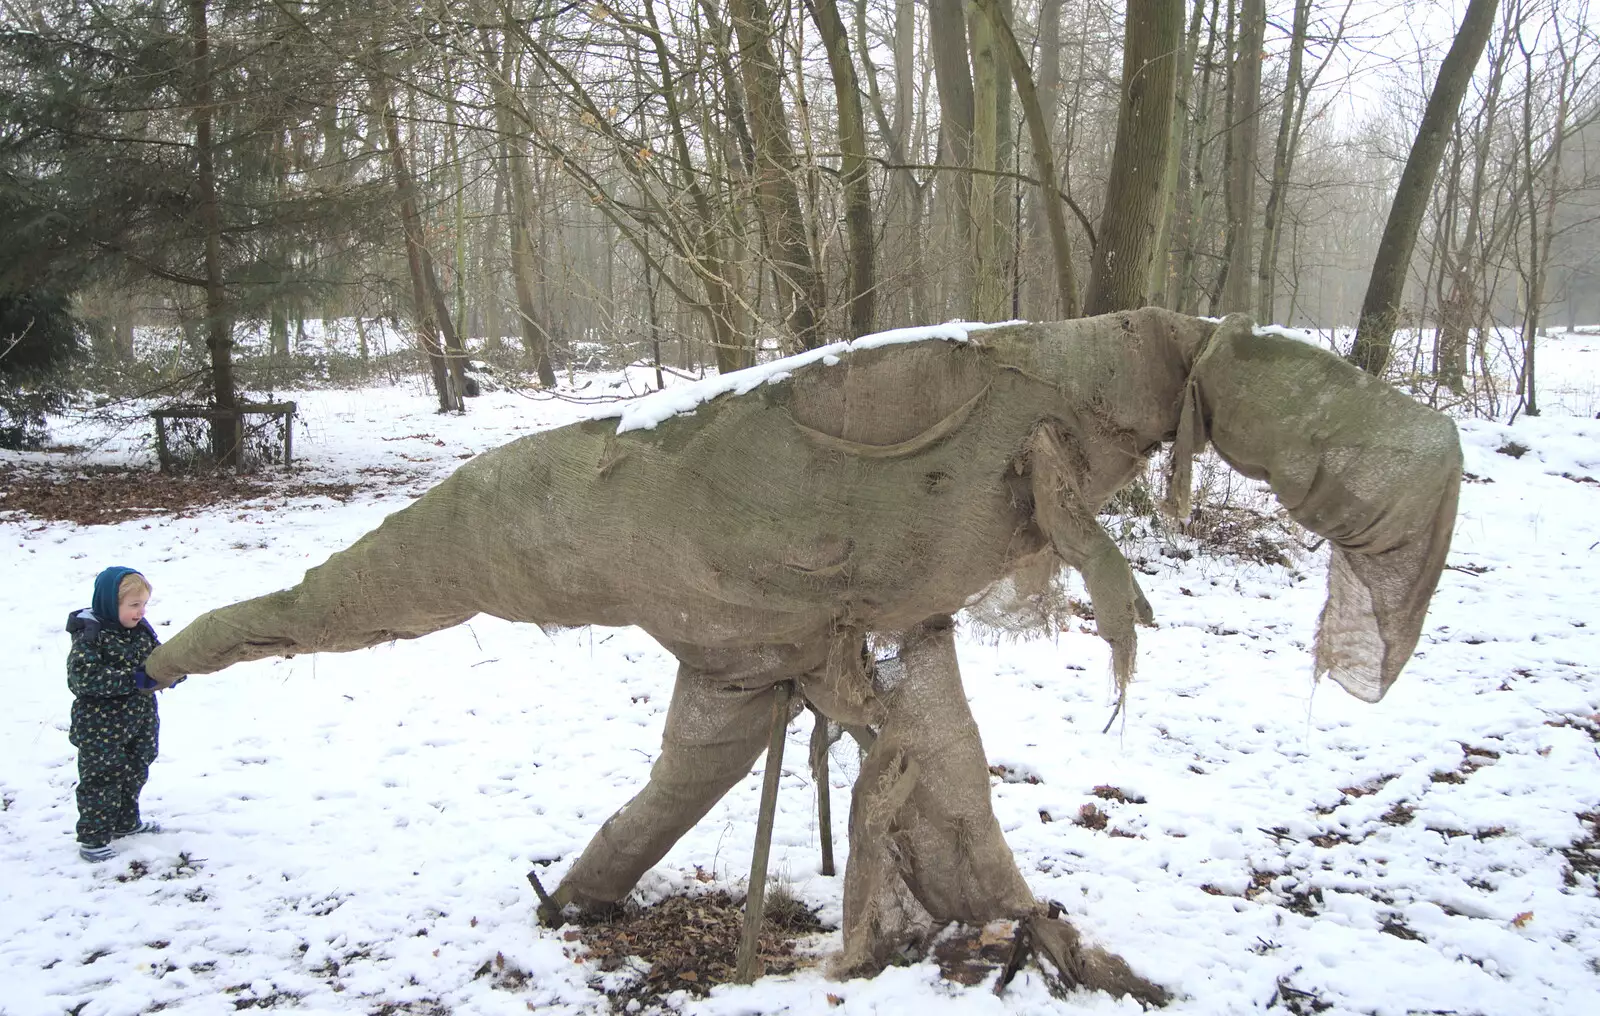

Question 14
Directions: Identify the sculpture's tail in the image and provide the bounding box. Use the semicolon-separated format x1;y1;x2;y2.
1184;315;1462;701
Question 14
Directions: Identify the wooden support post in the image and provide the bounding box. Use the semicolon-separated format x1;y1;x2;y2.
735;681;793;984
809;705;835;877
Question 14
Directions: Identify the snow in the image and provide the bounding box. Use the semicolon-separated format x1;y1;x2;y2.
597;321;1005;434
3;330;1599;1015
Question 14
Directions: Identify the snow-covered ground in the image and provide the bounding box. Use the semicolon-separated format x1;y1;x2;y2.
3;330;1599;1016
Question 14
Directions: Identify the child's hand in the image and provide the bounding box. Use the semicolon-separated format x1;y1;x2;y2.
137;667;184;691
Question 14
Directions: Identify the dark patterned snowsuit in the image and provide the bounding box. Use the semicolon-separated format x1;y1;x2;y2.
67;612;160;847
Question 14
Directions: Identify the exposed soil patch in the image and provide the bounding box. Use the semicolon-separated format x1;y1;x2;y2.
1545;713;1600;743
1380;802;1417;826
369;1002;450;1016
1075;803;1109;829
1091;784;1147;804
1337;774;1399;800
0;464;364;525
566;890;825;1009
988;763;1042;784
1560;812;1600;890
930;920;1024;987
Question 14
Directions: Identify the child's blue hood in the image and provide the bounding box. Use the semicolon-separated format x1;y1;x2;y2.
91;566;143;626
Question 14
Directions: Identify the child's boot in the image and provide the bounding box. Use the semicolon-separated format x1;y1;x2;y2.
78;842;116;862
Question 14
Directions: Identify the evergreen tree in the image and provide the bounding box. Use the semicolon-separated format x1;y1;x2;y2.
0;0;387;462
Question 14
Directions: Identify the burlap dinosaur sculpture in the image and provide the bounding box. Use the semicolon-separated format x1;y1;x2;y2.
144;309;1461;1002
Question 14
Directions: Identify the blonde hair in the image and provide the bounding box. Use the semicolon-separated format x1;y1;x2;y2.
118;572;152;602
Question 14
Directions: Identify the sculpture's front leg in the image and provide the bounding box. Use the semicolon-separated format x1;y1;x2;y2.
548;663;795;918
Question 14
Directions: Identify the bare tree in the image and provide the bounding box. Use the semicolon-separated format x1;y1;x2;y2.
1085;0;1182;315
1150;0;1207;307
1349;0;1500;374
977;0;1079;316
1219;0;1264;313
371;66;463;412
1256;0;1349;323
729;0;827;348
807;0;876;337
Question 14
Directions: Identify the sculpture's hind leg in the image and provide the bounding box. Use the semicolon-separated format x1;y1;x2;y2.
834;618;1168;1004
549;659;800;917
835;616;1035;972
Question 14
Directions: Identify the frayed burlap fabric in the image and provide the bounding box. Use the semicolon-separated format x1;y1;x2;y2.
1172;315;1462;702
145;308;1459;992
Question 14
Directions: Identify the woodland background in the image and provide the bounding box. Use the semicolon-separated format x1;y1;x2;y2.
1;0;1597;454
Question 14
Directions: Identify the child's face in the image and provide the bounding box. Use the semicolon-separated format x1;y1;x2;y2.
118;591;149;628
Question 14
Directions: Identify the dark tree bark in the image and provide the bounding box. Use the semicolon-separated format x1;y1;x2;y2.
1175;0;1222;314
1515;21;1572;419
1349;0;1499;374
807;0;875;337
372;71;460;413
1084;0;1182;315
1220;0;1263;314
728;0;826;350
969;5;1004;320
929;0;975;314
1437;10;1514;395
1149;0;1207;307
1256;0;1311;322
190;0;238;464
976;0;1078;317
856;0;925;324
1024;0;1064;319
487;33;557;386
645;0;750;371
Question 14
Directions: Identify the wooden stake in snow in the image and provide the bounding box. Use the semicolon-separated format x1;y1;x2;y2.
735;681;793;983
810;705;836;877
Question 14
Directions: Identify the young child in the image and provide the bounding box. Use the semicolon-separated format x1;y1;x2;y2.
67;566;168;861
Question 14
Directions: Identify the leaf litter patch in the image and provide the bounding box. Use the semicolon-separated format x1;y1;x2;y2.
0;464;362;525
561;889;825;1009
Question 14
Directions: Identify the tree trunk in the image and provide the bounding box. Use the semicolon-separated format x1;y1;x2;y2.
1024;0;1064;319
1349;0;1499;375
728;0;826;350
1176;0;1222;314
929;0;975;317
1085;0;1182;315
977;0;1078;317
1220;0;1263;314
1150;0;1206;307
269;307;288;358
807;0;875;337
650;0;749;371
1256;0;1311;323
482;166;505;355
489;34;558;386
1440;7;1516;394
372;70;460;412
855;0;924;325
968;4;1004;320
1516;21;1572;419
506;167;555;385
190;0;238;465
